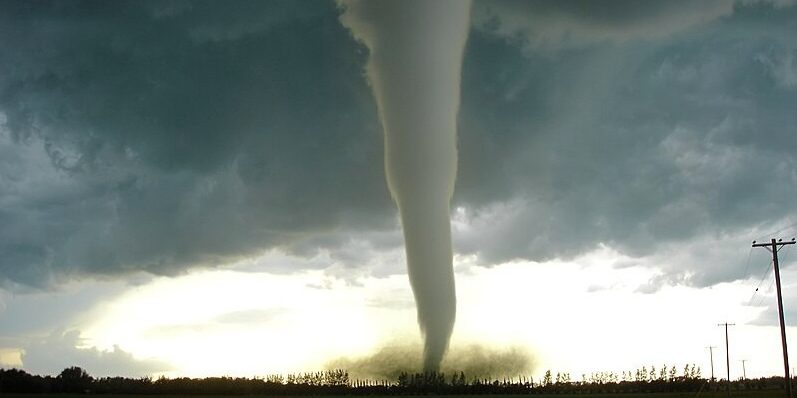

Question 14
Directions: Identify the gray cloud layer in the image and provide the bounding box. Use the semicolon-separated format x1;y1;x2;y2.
1;0;796;291
454;1;797;286
21;330;170;377
0;0;391;287
472;0;736;50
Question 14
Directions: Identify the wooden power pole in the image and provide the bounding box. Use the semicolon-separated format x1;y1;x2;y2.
709;346;717;382
719;323;735;397
741;359;747;380
753;238;795;398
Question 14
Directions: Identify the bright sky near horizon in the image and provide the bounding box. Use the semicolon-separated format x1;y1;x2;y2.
1;0;797;381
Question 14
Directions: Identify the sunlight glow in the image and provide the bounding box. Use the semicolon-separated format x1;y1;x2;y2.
76;247;790;379
81;270;394;377
0;348;22;367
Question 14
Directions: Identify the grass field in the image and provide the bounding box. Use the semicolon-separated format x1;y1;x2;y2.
1;391;790;398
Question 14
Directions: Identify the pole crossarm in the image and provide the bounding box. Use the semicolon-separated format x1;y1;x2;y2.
751;239;795;248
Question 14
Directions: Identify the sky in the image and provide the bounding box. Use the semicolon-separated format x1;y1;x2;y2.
1;0;797;381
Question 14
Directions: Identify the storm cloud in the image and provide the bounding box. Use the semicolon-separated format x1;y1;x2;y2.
455;0;797;285
1;0;796;291
0;0;390;287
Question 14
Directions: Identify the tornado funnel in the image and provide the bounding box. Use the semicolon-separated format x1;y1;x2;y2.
339;0;471;372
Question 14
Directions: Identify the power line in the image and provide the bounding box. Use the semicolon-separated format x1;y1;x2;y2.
748;259;774;306
747;243;791;307
742;246;755;280
760;220;797;240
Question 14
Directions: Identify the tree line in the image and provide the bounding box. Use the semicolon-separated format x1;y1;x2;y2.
0;365;793;395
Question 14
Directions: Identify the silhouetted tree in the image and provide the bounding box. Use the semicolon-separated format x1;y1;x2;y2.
0;368;52;393
690;364;701;379
542;370;552;387
57;366;93;393
6;364;795;396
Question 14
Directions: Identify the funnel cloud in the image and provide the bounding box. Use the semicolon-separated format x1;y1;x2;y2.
338;0;471;372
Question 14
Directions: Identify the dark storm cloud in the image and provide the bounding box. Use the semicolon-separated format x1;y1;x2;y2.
453;1;797;287
0;0;392;287
1;0;796;290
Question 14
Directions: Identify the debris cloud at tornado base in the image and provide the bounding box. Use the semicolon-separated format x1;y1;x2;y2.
338;0;472;372
327;342;535;381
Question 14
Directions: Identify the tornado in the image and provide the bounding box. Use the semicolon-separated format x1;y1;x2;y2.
339;0;471;372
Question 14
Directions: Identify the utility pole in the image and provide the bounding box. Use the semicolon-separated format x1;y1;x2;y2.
709;346;717;382
753;238;796;398
741;360;747;380
719;322;735;398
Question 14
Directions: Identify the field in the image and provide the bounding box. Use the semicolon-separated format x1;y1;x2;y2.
1;391;790;398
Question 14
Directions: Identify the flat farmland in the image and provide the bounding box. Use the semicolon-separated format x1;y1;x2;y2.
1;392;790;398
